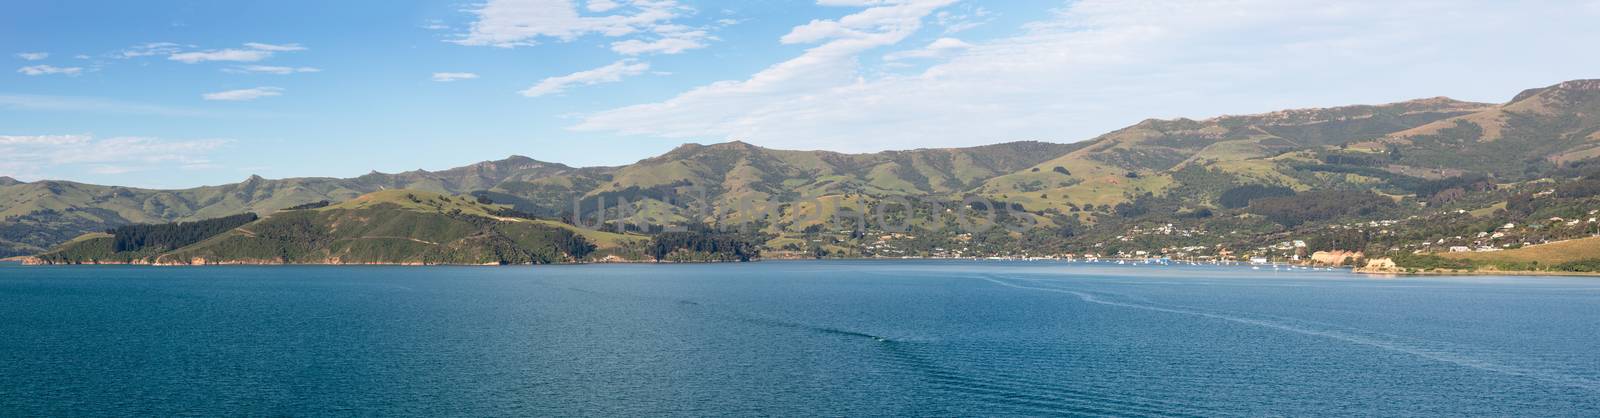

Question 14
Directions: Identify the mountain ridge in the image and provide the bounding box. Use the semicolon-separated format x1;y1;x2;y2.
7;78;1600;259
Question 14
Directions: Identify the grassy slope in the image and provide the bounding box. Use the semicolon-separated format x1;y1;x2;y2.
977;97;1492;211
11;80;1600;259
36;190;640;264
0;157;577;257
1440;236;1600;265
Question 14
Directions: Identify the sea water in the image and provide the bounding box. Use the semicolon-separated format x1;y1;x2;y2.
2;261;1596;416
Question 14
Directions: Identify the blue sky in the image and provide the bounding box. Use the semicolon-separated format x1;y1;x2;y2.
3;0;1599;188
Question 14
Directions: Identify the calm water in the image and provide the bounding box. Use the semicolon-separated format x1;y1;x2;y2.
2;261;1598;416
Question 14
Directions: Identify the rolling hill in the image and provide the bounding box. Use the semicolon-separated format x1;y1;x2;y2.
0;156;577;257
8;79;1600;262
30;190;638;265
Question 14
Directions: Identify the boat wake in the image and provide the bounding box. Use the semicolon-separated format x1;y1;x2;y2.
553;283;1222;416
980;276;1600;393
872;340;1225;417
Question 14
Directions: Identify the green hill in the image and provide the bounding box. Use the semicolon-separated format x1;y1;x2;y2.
976;96;1492;214
31;190;640;265
11;79;1600;265
0;156;575;257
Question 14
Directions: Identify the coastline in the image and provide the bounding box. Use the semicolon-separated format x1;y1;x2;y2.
17;254;1600;277
14;255;750;267
1352;266;1600;277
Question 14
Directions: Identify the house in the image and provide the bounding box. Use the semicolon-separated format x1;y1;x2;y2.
1448;246;1471;252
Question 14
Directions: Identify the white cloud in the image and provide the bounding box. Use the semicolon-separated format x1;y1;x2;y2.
202;87;284;101
117;42;185;58
50;136;227;164
0;93;225;117
16;52;48;61
521;59;649;97
421;20;451;31
241;42;305;52
587;0;622;12
224;65;321;74
169;49;271;63
571;0;953;139
0;134;227;180
432;72;481;82
934;6;991;33
453;0;689;47
883;37;969;61
169;42;305;63
0;134;91;145
816;0;899;5
571;0;1600;152
17;65;83;76
611;32;708;55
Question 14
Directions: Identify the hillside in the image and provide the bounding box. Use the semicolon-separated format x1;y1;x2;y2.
975;97;1493;213
30;190;640;265
1385;79;1600;176
1;142;1080;257
10;79;1600;266
1443;236;1600;266
0;156;576;257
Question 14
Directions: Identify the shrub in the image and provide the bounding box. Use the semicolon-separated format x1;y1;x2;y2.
1218;185;1295;209
1246;190;1395;227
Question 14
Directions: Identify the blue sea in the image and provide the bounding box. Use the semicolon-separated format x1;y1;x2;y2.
2;260;1598;416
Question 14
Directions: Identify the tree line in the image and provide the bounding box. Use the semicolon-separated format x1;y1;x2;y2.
108;213;259;252
647;231;761;262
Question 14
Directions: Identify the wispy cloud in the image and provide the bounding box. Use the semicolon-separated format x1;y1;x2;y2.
117;42;185;58
15;52;48;61
224;65;321;74
883;37;969;61
169;49;271;63
240;42;305;52
453;0;717;56
573;0;1600;152
521;59;648;97
572;0;954;141
432;72;480;82
611;36;706;55
0;134;228;181
202;86;284;101
934;6;991;33
17;65;83;76
0;134;91;145
610;24;711;55
169;42;305;63
0;93;220;116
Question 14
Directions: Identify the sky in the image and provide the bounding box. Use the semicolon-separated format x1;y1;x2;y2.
3;0;1599;189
